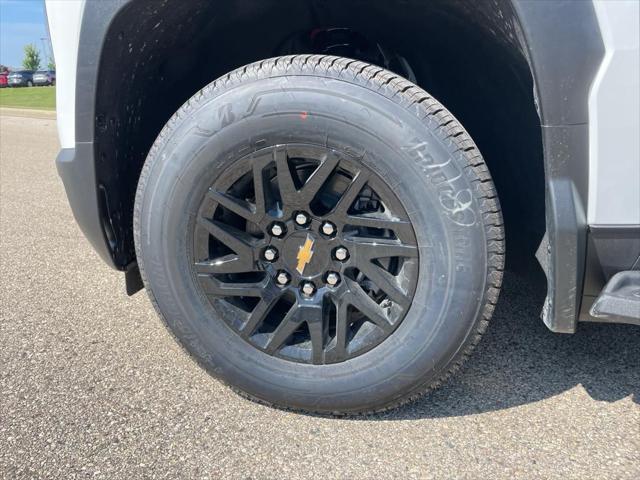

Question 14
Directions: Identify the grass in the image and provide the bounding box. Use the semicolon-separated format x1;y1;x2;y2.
0;86;56;111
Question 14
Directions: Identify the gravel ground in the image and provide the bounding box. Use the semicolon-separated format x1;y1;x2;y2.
1;114;638;479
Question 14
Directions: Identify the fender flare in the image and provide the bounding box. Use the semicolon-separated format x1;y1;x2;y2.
510;0;604;332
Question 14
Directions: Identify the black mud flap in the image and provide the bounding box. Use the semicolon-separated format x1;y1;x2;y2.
125;262;144;296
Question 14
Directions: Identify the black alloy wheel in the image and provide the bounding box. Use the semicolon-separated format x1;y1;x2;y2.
192;144;419;365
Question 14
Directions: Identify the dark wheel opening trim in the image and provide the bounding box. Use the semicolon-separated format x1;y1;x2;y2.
59;0;607;331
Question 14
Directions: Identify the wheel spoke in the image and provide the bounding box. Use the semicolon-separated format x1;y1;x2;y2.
344;278;393;331
241;295;279;337
264;304;302;354
194;254;253;274
307;316;325;364
206;189;258;222
332;171;368;217
197;217;256;257
198;275;266;297
274;148;298;206
299;153;339;203
357;261;411;309
252;160;269;216
326;300;349;362
344;214;414;241
344;237;418;260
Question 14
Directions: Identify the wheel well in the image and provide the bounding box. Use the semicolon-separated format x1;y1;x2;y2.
95;0;544;268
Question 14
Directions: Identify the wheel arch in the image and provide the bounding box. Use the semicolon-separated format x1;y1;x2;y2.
75;0;603;331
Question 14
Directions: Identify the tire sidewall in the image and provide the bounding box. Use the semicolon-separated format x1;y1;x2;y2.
137;74;488;412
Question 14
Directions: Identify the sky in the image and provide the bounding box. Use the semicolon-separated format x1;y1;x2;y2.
0;0;50;69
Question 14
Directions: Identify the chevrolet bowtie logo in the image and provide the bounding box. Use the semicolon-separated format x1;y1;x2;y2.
296;235;315;274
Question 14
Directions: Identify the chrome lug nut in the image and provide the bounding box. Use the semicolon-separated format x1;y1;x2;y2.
301;282;316;297
263;247;278;262
276;271;290;286
321;221;336;236
334;246;349;261
326;272;340;286
270;223;285;237
295;212;309;226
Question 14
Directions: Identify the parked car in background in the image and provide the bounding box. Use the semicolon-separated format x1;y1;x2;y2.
33;70;56;86
0;72;7;88
8;70;34;87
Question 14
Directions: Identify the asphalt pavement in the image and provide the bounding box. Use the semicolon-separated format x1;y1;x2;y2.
1;113;638;479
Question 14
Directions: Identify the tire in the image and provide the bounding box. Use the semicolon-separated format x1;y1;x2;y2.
134;55;504;414
27;80;33;87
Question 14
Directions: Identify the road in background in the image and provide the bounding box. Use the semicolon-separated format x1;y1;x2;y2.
1;114;638;479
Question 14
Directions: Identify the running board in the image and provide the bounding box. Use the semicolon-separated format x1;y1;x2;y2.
588;271;640;326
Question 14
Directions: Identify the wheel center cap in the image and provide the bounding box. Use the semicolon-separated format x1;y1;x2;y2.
282;232;328;278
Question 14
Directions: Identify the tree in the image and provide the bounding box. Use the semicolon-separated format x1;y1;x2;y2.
22;44;41;71
47;60;56;71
